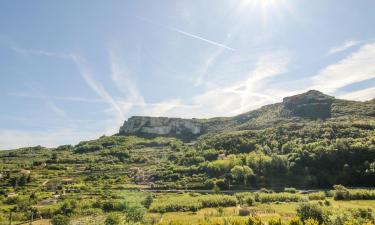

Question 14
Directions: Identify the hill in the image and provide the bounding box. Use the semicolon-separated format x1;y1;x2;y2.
1;90;375;190
119;90;375;139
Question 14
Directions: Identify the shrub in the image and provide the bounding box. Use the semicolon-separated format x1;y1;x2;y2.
142;195;153;209
334;185;350;200
102;201;128;212
199;195;237;208
287;217;303;225
268;217;282;225
125;206;145;223
333;185;375;200
297;203;324;224
308;192;326;200
304;218;319;225
51;215;70;225
247;216;263;225
105;213;122;225
59;200;77;216
256;192;307;203
235;193;254;206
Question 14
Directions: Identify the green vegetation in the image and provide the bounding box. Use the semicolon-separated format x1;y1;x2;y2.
0;90;375;224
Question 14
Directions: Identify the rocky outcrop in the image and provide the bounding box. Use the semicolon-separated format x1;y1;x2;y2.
119;116;204;139
283;90;334;119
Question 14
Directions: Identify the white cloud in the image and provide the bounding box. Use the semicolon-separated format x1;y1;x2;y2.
109;50;145;105
328;40;360;55
312;41;375;94
0;129;101;150
172;51;291;118
339;87;375;101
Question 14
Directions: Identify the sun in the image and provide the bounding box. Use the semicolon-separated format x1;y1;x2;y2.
237;0;292;22
240;0;279;8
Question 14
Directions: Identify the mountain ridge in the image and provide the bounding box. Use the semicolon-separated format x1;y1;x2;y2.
119;90;375;140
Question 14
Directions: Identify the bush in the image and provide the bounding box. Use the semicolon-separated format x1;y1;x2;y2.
247;216;263;225
105;213;122;225
296;203;324;224
199;195;237;208
235;193;254;206
125;206;145;223
268;217;282;225
51;215;70;225
255;192;307;203
308;192;326;200
287;217;303;225
334;185;350;200
142;195;153;209
304;218;319;225
102;201;128;212
333;185;375;200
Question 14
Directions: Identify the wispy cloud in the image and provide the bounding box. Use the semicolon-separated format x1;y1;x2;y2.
328;40;360;55
312;41;375;94
71;54;124;126
109;50;145;105
172;51;291;118
8;92;104;103
339;86;375;101
137;17;235;51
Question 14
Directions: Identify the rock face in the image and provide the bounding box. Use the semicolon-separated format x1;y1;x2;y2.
283;90;334;119
119;116;203;138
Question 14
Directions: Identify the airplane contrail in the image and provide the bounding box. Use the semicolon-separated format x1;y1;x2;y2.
169;27;235;51
137;16;235;51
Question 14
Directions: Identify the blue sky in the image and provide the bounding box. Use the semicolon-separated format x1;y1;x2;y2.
1;0;375;149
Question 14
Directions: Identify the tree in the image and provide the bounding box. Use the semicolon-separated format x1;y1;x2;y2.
231;166;244;184
230;165;254;186
243;166;254;186
51;215;70;225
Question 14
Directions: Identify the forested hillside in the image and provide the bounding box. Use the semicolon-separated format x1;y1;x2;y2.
2;90;374;190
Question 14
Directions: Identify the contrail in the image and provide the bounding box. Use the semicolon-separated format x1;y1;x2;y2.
137;16;235;51
169;27;235;51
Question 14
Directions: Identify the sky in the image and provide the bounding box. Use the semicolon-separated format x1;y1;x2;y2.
1;0;375;149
